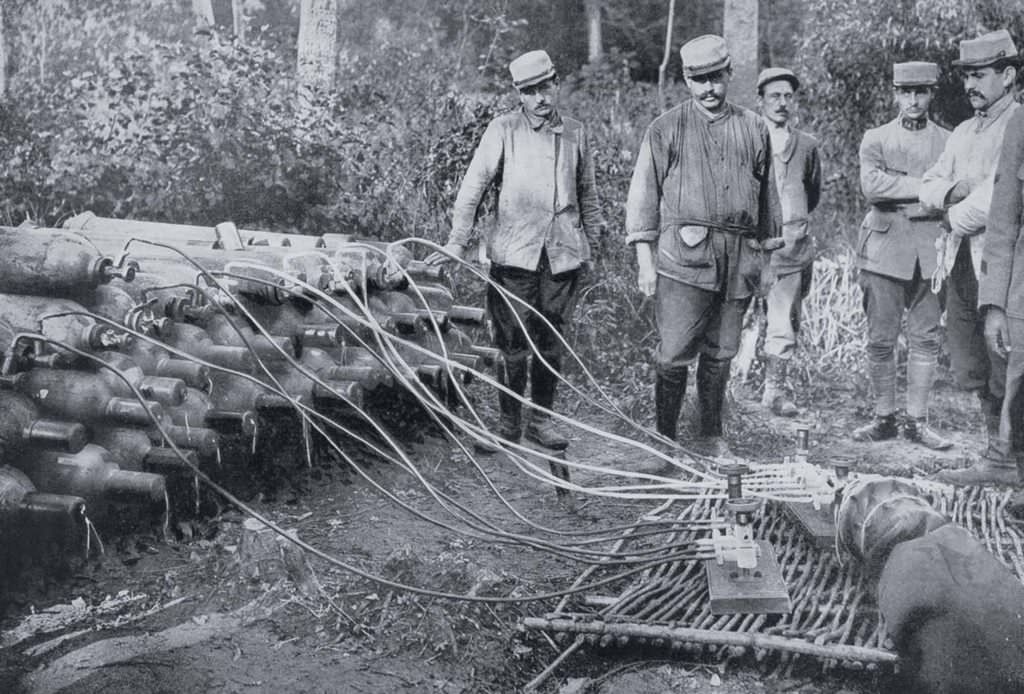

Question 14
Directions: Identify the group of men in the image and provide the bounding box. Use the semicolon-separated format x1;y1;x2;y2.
425;28;1024;487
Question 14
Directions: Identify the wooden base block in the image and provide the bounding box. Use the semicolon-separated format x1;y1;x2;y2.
705;540;792;615
785;501;836;549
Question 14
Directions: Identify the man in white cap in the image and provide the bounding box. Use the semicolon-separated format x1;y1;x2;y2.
625;34;779;458
852;62;952;449
920;30;1021;484
426;50;602;452
756;67;822;417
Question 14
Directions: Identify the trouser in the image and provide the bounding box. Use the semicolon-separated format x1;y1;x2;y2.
859;266;942;417
654;275;749;437
998;316;1024;455
764;264;813;360
654;275;750;375
945;239;1006;400
487;249;580;414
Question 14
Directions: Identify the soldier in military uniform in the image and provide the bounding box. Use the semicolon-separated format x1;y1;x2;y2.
852;62;951;449
975;105;1024;485
922;30;1021;484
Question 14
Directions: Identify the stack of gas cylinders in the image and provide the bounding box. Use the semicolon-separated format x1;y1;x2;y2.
0;213;497;566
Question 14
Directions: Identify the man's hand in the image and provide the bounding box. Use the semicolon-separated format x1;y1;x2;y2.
424;242;466;267
947;180;971;205
634;242;657;297
984;307;1011;359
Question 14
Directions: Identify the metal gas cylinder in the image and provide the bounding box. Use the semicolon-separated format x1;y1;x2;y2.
95;351;187;406
127;339;211;389
0;390;88;458
0;226;136;296
16;444;166;507
0;465;87;537
91;426;198;475
165;386;257;435
158;323;257;373
87;284;171;336
0;294;131;353
147;424;220;459
3;367;167;427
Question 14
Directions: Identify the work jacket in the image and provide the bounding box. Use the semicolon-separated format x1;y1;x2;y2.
625;100;779;299
857;117;949;280
769;127;822;275
981;106;1024;319
448;108;602;275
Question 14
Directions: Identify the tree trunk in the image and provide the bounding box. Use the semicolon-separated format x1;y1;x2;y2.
191;0;215;29
657;0;677;113
297;0;339;104
232;0;246;44
723;0;759;109
0;4;6;100
584;0;603;65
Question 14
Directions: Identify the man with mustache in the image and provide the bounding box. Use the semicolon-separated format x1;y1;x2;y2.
426;50;602;453
756;67;822;417
977;106;1024;489
852;62;952;449
626;35;779;458
920;30;1021;484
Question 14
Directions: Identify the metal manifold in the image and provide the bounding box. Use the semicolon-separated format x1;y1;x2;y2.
524;482;1024;675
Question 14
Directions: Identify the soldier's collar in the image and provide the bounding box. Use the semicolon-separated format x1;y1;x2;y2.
900;116;927;131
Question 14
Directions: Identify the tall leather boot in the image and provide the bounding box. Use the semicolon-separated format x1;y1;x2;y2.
655;367;688;441
762;357;798;417
980;389;1003;447
853;356;898;442
696;357;732;458
525;352;568;450
475;353;527;454
903;354;953;450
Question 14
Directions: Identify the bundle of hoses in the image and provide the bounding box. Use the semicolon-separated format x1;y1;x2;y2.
0;214;852;606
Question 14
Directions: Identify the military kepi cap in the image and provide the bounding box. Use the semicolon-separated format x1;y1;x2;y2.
757;67;799;92
892;61;939;87
953;29;1019;68
509;50;557;89
680;35;731;77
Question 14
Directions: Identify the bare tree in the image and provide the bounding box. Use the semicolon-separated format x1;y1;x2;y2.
297;0;339;104
192;0;215;30
232;0;246;44
584;0;603;65
723;0;759;109
657;0;676;113
0;3;6;99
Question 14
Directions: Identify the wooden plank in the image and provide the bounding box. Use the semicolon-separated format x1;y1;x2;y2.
785;501;837;549
705;540;792;615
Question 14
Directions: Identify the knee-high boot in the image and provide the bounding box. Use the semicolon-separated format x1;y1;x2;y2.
526;353;568;450
655;368;688;441
696;357;732;458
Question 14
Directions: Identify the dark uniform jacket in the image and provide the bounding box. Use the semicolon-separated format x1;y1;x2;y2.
857;117;949;280
981;107;1024;319
625;100;779;300
769;128;822;275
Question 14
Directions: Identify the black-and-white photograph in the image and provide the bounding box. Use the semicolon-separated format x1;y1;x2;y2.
1;1;1023;692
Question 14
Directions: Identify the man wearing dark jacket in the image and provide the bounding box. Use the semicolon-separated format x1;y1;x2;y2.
625;35;779;457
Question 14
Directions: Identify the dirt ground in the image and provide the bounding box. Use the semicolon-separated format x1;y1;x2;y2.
0;373;988;694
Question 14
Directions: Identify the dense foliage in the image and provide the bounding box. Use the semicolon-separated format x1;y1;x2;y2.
3;0;1024;399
